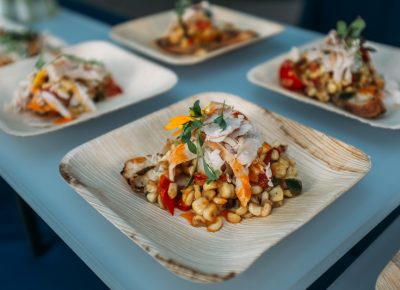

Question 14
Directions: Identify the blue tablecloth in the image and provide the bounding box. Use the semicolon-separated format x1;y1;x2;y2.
0;8;399;290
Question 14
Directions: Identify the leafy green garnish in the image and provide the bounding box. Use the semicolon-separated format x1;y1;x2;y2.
213;101;227;130
203;160;220;183
196;131;220;183
187;140;197;154
175;100;230;185
174;0;192;37
179;119;202;144
189;100;202;117
285;179;302;195
175;0;192;18
336;21;347;38
336;17;366;46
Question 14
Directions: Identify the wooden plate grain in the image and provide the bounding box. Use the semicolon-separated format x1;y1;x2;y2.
60;92;371;283
376;251;400;290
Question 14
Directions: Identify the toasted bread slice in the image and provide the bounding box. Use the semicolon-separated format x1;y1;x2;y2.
333;93;385;119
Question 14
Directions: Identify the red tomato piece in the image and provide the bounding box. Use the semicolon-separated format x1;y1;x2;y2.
158;175;175;215
279;60;304;91
175;197;191;211
105;80;123;97
218;174;227;182
194;172;207;185
196;20;211;30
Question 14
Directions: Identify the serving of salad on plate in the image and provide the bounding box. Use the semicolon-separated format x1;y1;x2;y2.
156;0;258;56
7;53;122;124
0;21;63;68
122;100;302;232
278;17;397;119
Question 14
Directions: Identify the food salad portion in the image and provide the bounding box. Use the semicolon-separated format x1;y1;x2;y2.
8;54;123;124
156;0;258;56
0;28;55;67
122;100;302;232
279;17;387;119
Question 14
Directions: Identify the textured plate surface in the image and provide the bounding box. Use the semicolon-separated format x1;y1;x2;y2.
0;40;177;136
247;40;400;129
376;251;400;290
110;5;284;65
60;92;371;283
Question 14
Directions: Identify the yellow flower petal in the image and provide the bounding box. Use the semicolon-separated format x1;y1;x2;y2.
172;128;183;136
165;116;195;130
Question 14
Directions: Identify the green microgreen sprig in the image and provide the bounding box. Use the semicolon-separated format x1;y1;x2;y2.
336;17;366;47
213;100;227;130
176;100;226;185
175;0;192;19
175;0;192;37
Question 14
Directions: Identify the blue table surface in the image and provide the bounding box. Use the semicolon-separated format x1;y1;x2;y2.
0;8;399;290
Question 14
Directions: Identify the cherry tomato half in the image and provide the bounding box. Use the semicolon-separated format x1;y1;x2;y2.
105;80;123;97
279;60;304;91
158;175;175;215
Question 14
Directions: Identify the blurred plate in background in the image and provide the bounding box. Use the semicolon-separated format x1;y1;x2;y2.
110;5;284;65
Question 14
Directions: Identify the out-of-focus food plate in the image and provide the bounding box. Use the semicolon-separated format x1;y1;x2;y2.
0;40;177;136
110;5;284;65
60;92;371;283
247;39;400;129
0;17;65;63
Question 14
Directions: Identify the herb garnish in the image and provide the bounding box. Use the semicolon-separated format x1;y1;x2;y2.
336;17;376;65
175;0;192;19
175;0;192;37
213;101;227;130
196;129;220;184
166;100;227;185
189;100;202;117
336;17;366;47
